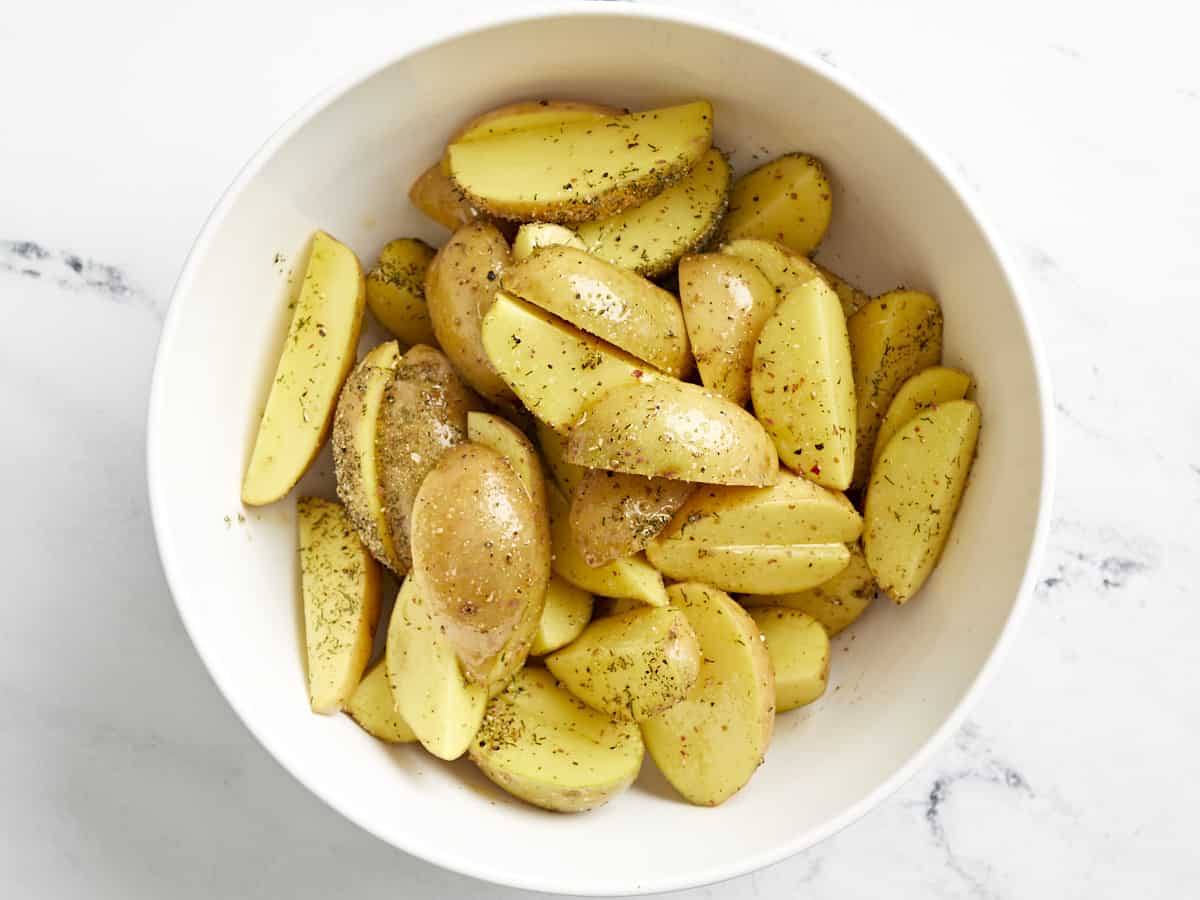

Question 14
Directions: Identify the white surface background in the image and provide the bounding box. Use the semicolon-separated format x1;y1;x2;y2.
1;0;1196;897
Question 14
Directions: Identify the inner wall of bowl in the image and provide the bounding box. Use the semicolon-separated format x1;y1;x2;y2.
153;12;1045;894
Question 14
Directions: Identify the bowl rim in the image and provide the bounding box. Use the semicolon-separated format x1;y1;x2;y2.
146;3;1056;894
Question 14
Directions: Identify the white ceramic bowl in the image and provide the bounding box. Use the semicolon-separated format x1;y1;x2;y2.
147;5;1053;895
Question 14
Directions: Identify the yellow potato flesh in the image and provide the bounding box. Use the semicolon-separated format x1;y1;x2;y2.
536;419;586;498
740;542;875;636
242;231;365;506
814;263;872;318
722;153;832;254
872;366;972;468
297;497;380;714
345;661;416;743
720;238;823;300
748;608;830;711
449;101;620;152
646;540;850;595
511;223;586;261
365;238;438;346
752;278;857;489
640;583;774;806
467;410;546;501
529;575;594;656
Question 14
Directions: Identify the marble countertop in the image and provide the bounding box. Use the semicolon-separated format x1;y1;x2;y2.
2;0;1196;896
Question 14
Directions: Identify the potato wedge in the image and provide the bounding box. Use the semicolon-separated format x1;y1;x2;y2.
565;380;778;486
752;278;857;489
447;101;714;223
646;540;850;595
449;100;620;149
547;479;669;607
376;345;478;574
570;468;695;566
641;583;774;806
425;221;516;404
411;443;550;688
530;575;594;656
297;497;380;714
872;366;973;468
408;161;482;232
365;239;438;346
864;399;980;603
722;153;832;254
243;232;365;506
345;660;416;743
470;667;644;813
740;542;875;636
678;252;777;404
481;293;659;431
848;289;944;487
814;263;871;318
720;238;822;300
748;608;830;711
502;246;692;377
386;576;487;760
332;341;404;572
546;606;701;721
467;410;546;501
512;223;586;261
655;470;862;548
576;147;731;278
536;419;587;498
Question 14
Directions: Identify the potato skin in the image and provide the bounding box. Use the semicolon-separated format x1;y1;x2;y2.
408;162;482;232
410;443;550;685
569;469;695;566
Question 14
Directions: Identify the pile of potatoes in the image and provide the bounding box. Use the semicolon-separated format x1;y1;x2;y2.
242;98;981;811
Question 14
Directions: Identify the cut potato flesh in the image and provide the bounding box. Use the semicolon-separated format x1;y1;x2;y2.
872;366;972;468
365;239;438;347
641;583;774;806
512;222;586;261
720;238;822;300
447;101;714;223
537;419;587;498
297;497;380;714
814;263;871;318
449;100;620;152
646;540;850;595
752;278;857;490
576;147;731;278
565;380;779;487
332;341;404;572
569;468;695;566
546;606;701;721
722;153;832;254
345;661;417;743
740;542;875;636
470;667;644;813
864;399;980;603
467;410;546;502
748;608;830;711
481;293;660;431
530;575;594;656
386;576;487;760
242;231;365;506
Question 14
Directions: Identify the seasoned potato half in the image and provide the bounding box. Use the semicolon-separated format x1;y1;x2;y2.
481;293;660;431
655;470;862;549
752;278;857;489
547;606;701;721
345;661;417;743
570;468;695;566
511;222;586;261
425;221;516;404
365;239;438;346
386;577;487;760
748;608;830;712
470;667;644;813
332;341;404;572
873;366;973;468
848;289;944;487
814;263;871;318
864;399;980;603
536;419;587;498
409;161;483;232
297;498;380;714
447;101;714;223
530;575;594;656
243;231;365;506
411;443;550;688
566;380;778;486
722;153;832;254
376;344;478;574
547;479;669;607
503;246;692;377
576;147;731;278
678;252;777;405
740;542;875;636
646;540;850;595
467;410;546;501
448;99;621;149
641;583;774;806
720;238;823;300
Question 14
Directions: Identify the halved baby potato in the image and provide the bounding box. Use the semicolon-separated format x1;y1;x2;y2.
448;99;621;150
646;540;850;595
365;239;438;347
641;583;774;806
864;399;980;603
447;101;714;223
569;468;695;566
511;222;586;261
575;147;731;278
740;542;875;636
814;263;872;318
722;153;832;254
345;661;416;743
297;497;380;714
470;667;645;813
408;161;484;232
748;608;830;711
502;245;692;377
467;410;546;501
530;575;594;656
243;231;365;506
546;606;701;721
872;366;973;468
752;278;857;490
720;237;823;300
565;380;778;487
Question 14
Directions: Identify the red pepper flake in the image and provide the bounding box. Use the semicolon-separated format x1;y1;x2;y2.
809;463;822;475
631;369;644;378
